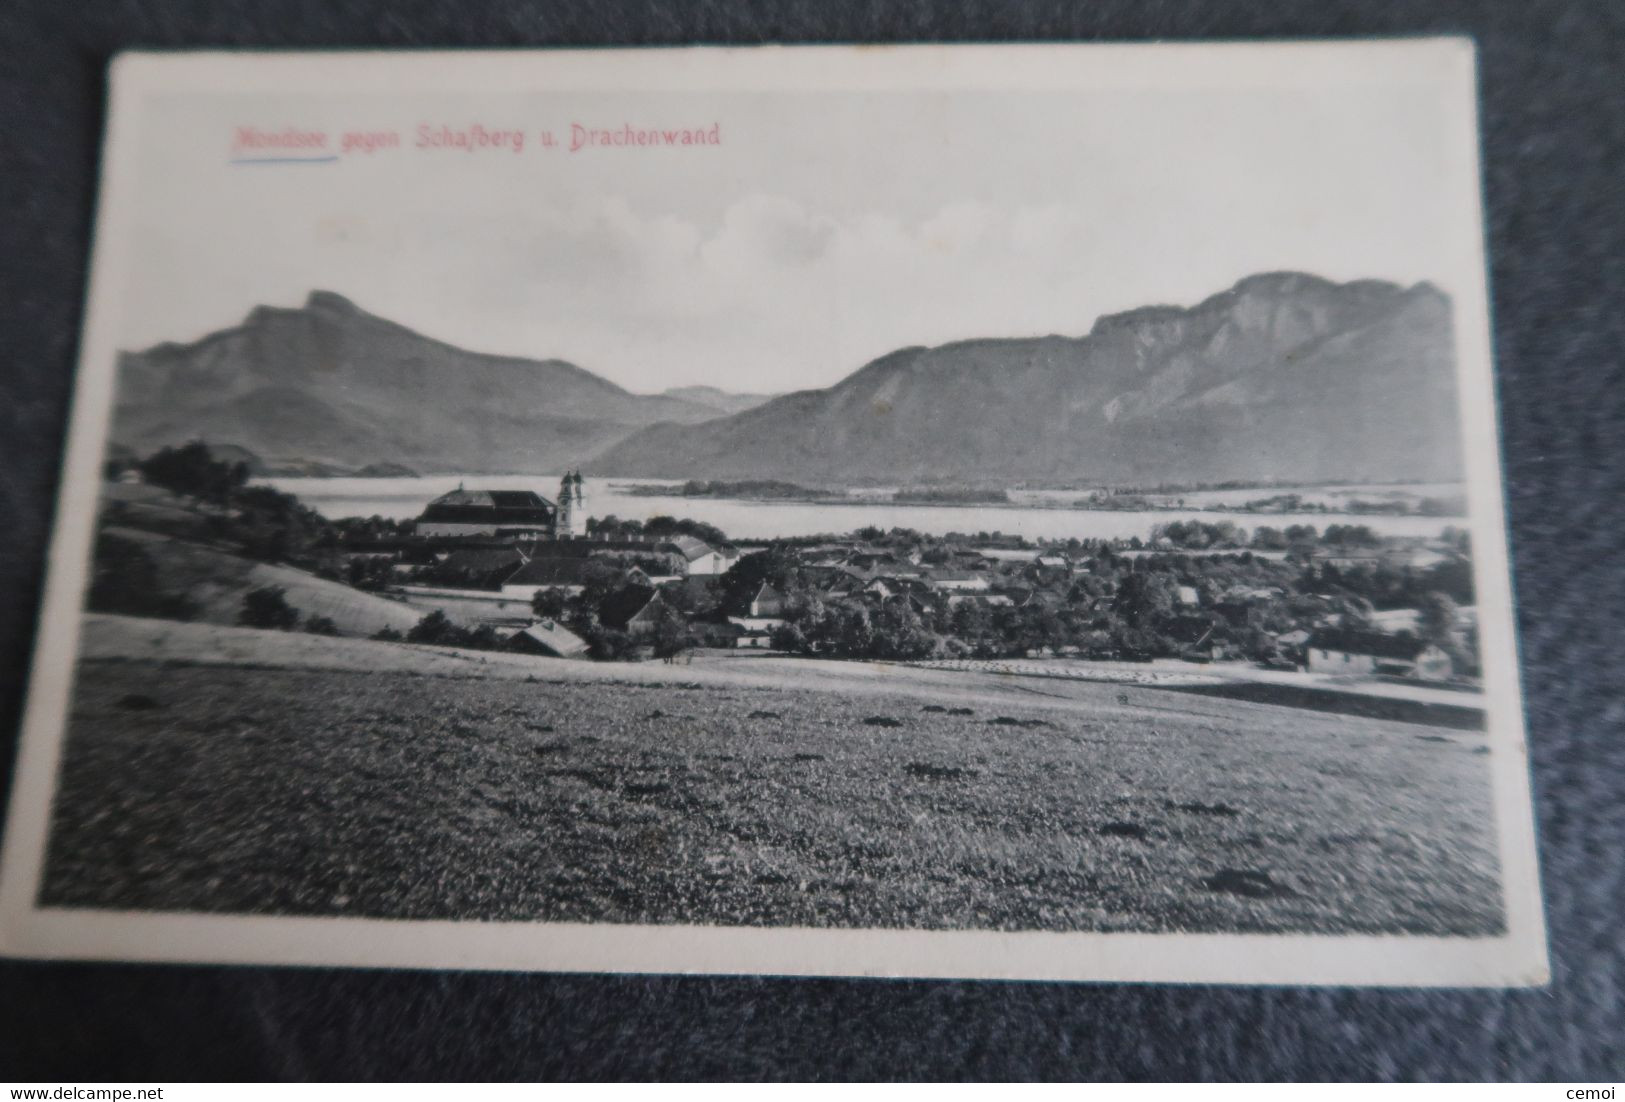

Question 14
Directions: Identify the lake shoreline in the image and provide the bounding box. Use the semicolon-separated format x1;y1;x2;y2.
257;473;1469;543
617;487;1465;520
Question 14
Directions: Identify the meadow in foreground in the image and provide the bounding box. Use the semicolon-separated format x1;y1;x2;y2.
41;653;1504;935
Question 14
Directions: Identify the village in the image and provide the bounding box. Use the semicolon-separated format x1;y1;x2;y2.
95;445;1482;698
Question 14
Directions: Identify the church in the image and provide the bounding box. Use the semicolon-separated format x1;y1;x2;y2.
413;471;584;539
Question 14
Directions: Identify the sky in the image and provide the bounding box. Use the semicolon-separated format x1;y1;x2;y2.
116;80;1465;395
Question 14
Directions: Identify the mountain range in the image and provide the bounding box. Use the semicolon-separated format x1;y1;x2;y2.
111;292;744;475
112;273;1463;485
594;272;1464;485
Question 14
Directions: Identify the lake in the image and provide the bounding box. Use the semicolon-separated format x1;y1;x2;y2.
262;474;1468;544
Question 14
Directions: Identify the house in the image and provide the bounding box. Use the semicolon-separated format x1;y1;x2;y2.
924;569;991;593
846;550;907;573
598;584;664;638
748;582;786;618
1305;629;1454;680
729;581;788;634
522;535;727;577
947;593;1014;610
505;619;589;658
415;487;558;538
660;575;722;613
1018;588;1067;612
804;564;864;590
1176;585;1201;607
500;557;593;600
664;535;730;576
863;578;896;602
734;628;774;650
442;546;530;576
1311;546;1454;573
1367;604;1476;636
1309;547;1389;570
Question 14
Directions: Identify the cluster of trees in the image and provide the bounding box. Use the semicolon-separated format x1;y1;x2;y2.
893;487;1010;505
86;533;200;621
1307;556;1474;610
770;600;939;660
236;585;338;636
1151;520;1388;552
394;610;502;650
135;443;250;507
1152;520;1248;550
632;479;840;501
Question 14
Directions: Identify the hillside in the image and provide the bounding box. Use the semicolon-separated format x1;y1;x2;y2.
53;614;1501;937
111;291;727;474
659;385;777;415
592;273;1466;486
102;526;423;637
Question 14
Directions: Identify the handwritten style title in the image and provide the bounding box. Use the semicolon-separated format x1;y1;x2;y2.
230;122;723;160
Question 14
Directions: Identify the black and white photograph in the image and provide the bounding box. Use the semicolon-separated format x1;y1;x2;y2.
0;42;1545;985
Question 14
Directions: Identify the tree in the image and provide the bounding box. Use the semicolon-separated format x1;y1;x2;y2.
949;599;993;643
1323;524;1381;548
576;559;628;617
717;546;800;612
239;585;299;630
1251;526;1289;551
822;603;873;657
1013;605;1066;655
770;622;808;653
406;610;465;646
466;625;503;651
869;602;938;660
585;626;636;661
650;603;693;663
642;515;730;548
1418;592;1460;646
86;532;199;621
1112;571;1178;628
347;556;393;591
229;485;329;563
303;615;340;636
530;587;569;620
139;442;249;507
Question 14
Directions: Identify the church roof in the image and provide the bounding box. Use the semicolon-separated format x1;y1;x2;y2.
419;487;556;526
429;488;554;510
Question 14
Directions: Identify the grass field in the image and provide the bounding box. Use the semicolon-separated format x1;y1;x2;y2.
38;618;1506;936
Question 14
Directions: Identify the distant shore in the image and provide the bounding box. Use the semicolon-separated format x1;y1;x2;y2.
615;479;1465;520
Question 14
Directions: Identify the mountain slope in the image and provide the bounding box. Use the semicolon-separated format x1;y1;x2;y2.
658;385;777;415
590;273;1465;486
112;291;725;473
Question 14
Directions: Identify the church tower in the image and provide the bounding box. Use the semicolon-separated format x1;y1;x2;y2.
557;471;576;538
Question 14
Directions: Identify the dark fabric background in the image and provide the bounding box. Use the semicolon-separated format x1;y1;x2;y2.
0;0;1620;1082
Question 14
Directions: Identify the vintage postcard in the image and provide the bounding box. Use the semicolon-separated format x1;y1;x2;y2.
0;42;1546;984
